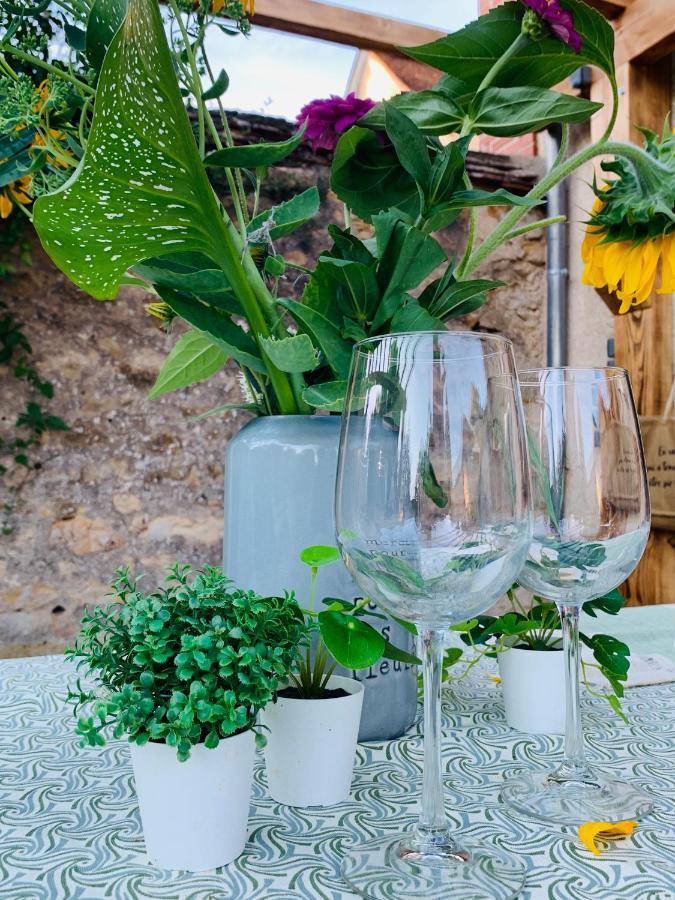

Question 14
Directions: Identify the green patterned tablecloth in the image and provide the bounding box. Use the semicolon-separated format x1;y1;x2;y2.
1;655;674;899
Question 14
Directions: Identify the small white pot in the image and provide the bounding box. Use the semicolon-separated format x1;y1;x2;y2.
498;644;566;734
129;729;255;871
261;675;364;807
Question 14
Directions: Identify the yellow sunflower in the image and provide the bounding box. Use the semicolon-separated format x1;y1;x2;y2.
582;197;675;314
0;176;33;219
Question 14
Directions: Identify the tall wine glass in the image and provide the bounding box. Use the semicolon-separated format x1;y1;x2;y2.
501;367;652;825
335;332;532;899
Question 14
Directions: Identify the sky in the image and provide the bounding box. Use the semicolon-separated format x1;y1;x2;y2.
205;0;479;120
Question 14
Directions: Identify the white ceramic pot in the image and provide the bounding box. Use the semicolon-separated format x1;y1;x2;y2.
498;645;566;734
261;674;364;807
129;729;255;871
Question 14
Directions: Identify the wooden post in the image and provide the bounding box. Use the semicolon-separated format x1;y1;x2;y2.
592;57;675;604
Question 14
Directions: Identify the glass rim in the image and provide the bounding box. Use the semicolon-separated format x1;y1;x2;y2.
518;365;628;385
352;330;513;358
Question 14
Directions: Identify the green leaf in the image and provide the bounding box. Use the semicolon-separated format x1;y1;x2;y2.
34;0;257;314
383;103;432;191
134;253;242;316
204;126;305;168
582;589;626;618
259;334;319;374
318;258;380;322
402;1;615;89
278;299;353;380
419;452;448;508
300;545;340;568
426;278;503;319
247;187;320;240
469;87;602;137
382;640;421;665
331;127;419;223
373;223;445;329
362;92;463;136
148;330;228;399
392;615;417;635
64;23;87;52
427;138;469;206
443;647;463;667
390;297;444;333
159;287;266;374
318;611;385;669
302;380;348;412
202;69;229;101
86;0;127;72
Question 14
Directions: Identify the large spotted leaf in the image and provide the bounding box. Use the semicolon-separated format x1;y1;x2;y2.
33;0;235;302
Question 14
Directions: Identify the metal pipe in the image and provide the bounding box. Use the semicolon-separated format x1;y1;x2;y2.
546;126;568;367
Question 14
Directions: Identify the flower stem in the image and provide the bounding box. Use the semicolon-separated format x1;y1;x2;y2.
168;0;205;157
476;33;529;94
0;46;94;96
460;139;672;279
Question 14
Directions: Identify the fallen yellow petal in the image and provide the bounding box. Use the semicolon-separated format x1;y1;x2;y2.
489;675;501;684
578;820;637;856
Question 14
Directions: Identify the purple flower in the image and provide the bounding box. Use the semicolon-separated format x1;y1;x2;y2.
296;93;376;153
521;0;582;53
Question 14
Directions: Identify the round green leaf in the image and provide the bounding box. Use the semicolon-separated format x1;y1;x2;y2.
299;545;340;568
318;610;385;669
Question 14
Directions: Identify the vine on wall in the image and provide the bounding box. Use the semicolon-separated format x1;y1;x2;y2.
0;218;68;535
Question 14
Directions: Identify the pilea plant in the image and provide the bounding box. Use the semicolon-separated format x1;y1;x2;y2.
66;564;309;760
290;545;419;699
444;585;630;720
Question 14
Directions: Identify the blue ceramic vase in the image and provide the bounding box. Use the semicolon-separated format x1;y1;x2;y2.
223;415;418;741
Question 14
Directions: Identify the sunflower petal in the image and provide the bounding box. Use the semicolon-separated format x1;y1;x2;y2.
578;820;637;856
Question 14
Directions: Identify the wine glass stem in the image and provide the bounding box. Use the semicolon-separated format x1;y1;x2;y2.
416;627;449;844
557;603;586;771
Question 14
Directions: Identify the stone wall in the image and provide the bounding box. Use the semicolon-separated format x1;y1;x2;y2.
0;157;546;659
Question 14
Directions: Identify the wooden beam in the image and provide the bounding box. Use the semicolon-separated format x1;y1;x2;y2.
614;0;675;67
607;56;675;605
584;0;633;20
251;0;443;54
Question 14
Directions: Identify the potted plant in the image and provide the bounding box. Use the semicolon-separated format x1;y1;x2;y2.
446;586;630;734
65;563;308;872
261;545;419;806
3;0;672;739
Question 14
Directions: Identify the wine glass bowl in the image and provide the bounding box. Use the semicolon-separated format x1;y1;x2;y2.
335;332;532;899
501;367;653;826
336;333;532;629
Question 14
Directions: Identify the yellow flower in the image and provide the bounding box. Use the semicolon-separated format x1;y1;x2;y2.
0;176;33;219
582;199;675;314
32;129;72;169
211;0;254;14
578;820;637;856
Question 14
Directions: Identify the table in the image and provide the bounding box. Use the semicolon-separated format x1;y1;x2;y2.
1;655;674;899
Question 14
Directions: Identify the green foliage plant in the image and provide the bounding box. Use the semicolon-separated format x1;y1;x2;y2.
66;564;309;760
2;1;672;416
289;545;419;699
445;584;631;721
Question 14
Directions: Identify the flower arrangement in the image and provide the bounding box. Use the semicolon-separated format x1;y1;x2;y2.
445;584;630;719
0;0;672;418
289;545;418;698
66;564;308;760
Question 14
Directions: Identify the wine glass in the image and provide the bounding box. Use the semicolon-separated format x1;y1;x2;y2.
501;367;652;825
335;332;532;899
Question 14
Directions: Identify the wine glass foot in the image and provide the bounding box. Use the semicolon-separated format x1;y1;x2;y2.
341;835;525;899
500;766;654;825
